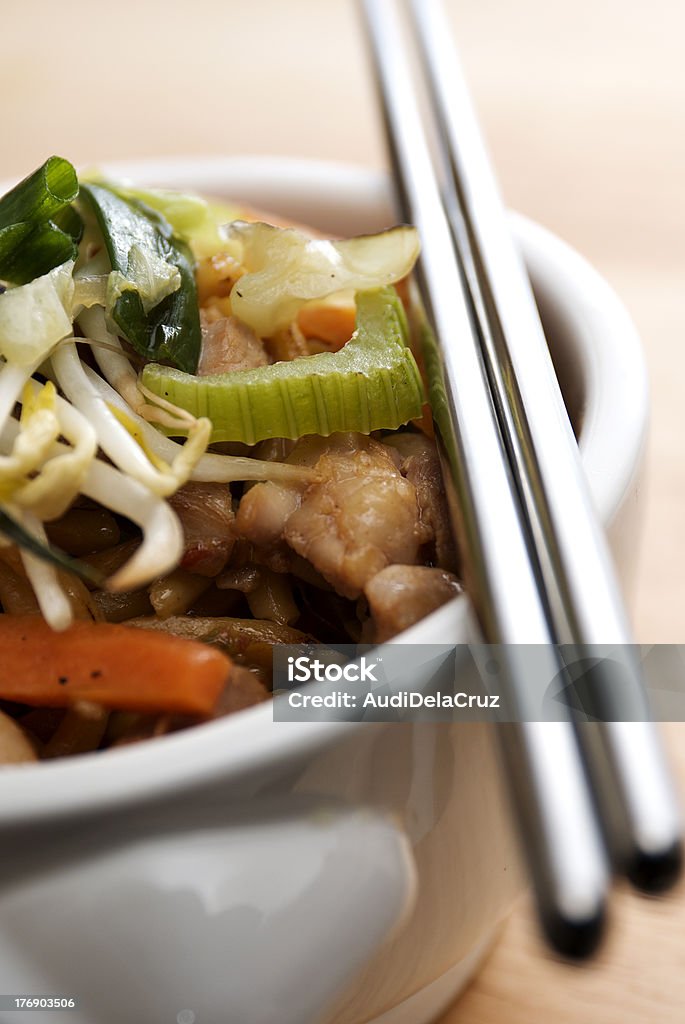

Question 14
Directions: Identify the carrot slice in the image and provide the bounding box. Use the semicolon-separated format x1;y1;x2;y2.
0;616;231;717
297;302;357;351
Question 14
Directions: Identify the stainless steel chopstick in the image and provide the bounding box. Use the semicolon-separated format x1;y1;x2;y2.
361;0;608;957
408;0;682;890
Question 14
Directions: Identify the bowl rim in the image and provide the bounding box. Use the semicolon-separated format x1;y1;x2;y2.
0;156;649;824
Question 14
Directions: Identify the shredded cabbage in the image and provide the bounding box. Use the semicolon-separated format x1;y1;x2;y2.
72;274;109;310
0;260;74;365
106;243;181;315
226;222;420;337
71;245;181;322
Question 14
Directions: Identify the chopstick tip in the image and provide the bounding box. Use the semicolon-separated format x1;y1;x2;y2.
625;838;682;895
540;901;607;961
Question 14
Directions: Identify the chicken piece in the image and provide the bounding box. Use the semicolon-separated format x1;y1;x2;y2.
263;323;309;363
233;432;339;555
285;436;429;599
234;481;302;549
234;432;429;598
385;432;458;572
168;482;235;577
364;564;463;642
198;313;269;375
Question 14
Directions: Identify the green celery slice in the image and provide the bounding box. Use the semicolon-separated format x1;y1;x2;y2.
80;183;201;374
141;286;425;444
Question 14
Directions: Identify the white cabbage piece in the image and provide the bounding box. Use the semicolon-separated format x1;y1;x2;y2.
107;243;181;315
0;261;75;366
72;274;109;311
72;242;181;321
226;222;420;337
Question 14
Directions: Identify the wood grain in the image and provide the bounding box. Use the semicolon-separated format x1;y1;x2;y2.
439;723;685;1023
2;1;684;1019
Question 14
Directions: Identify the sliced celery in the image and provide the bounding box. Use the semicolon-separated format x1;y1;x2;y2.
141;287;424;444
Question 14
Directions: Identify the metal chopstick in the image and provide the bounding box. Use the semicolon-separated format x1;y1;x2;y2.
361;0;608;957
408;0;682;891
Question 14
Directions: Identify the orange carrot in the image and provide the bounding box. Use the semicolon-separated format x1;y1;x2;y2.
0;616;231;717
297;302;357;351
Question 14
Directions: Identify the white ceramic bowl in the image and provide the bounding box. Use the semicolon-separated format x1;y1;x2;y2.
0;158;648;1024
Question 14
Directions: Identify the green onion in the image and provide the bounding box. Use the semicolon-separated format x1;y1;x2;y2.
52;204;84;244
80;183;201;374
0;507;105;587
141;286;425;444
0;157;79;285
0;222;78;287
0;157;78;230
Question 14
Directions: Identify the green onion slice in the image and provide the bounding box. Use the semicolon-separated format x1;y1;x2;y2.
0;157;78;231
52;204;84;244
141;286;425;444
0;157;79;285
0;507;105;588
0;222;78;287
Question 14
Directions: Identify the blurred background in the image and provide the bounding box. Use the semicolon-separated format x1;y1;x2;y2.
3;0;684;1019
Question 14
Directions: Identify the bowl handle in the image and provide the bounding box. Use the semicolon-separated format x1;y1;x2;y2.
0;797;416;1024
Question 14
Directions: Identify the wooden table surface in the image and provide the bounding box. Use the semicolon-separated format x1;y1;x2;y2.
3;1;685;1019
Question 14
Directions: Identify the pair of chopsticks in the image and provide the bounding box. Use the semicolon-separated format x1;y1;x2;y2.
362;0;682;956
